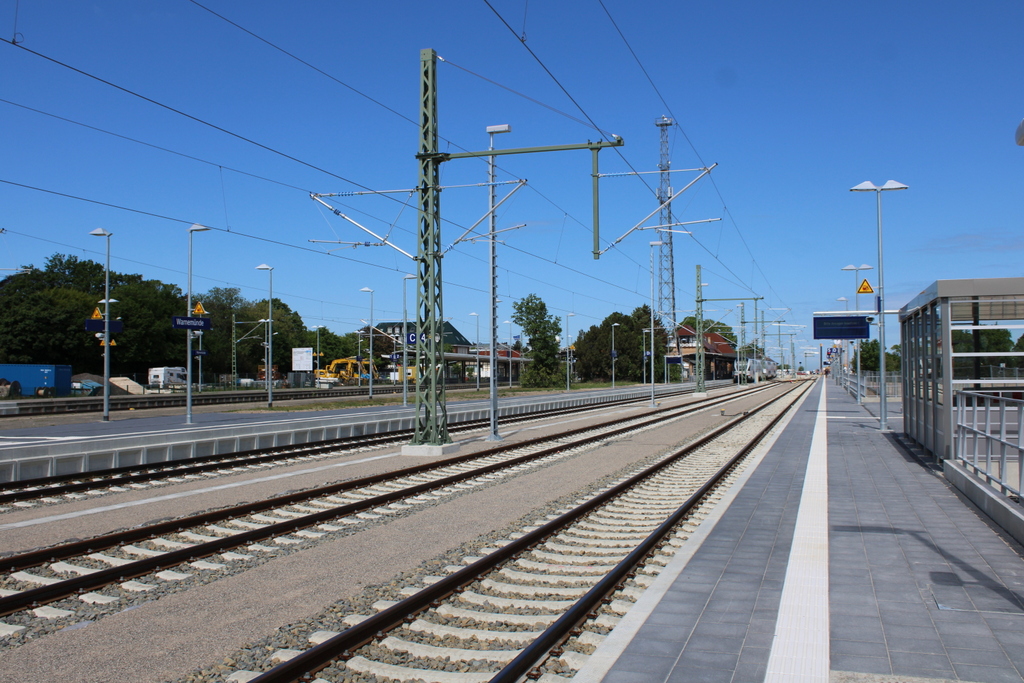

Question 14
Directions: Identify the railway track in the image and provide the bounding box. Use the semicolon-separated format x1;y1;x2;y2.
0;383;783;643
218;379;813;683
0;383;731;508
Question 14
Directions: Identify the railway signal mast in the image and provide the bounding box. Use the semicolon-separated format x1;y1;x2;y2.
656;116;677;358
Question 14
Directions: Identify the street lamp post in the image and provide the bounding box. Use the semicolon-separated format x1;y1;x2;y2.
401;272;413;405
504;320;513;389
851;180;908;431
312;326;324;375
360;287;374;399
485;124;512;441
565;313;576;391
255;264;274;408
649;241;663;407
89;228;113;421
469;312;480;391
611;322;620;388
185;224;210;424
842;263;873;405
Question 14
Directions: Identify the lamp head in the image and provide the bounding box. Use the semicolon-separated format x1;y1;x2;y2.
360;287;374;293
189;223;211;233
89;228;112;237
880;180;908;191
256;264;273;271
486;124;512;134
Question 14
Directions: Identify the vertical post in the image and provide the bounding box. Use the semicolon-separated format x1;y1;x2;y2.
739;303;746;386
231;313;237;387
611;323;618;388
186;230;194;424
649;241;661;407
753;299;759;385
267;271;273;407
102;236;111;421
695;264;706;396
508;320;514;389
591;147;601;260
487;132;501;441
403;273;415;407
410;48;451;447
361;288;375;399
876;189;888;430
89;228;113;421
656;116;677;363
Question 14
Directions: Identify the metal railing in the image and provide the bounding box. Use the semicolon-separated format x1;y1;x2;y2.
955;389;1024;501
838;370;901;399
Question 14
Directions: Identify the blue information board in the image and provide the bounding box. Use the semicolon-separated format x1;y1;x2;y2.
813;316;871;340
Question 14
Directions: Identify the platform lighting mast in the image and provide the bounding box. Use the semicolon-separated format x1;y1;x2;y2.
656;117;676;353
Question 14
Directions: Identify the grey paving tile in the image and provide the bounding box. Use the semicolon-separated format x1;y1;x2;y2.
885;635;946;654
675;650;739;669
829;653;892;675
665;666;735;683
684;634;744;653
889;650;953;674
634;623;693;642
690;621;749;639
606;653;676;677
952;663;1024;683
947;647;1015;666
831;638;889;657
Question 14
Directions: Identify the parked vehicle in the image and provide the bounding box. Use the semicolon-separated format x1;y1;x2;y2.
314;357;378;386
733;358;778;383
148;366;186;388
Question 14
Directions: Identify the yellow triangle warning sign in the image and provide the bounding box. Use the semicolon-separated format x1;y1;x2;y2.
192;301;207;315
100;339;117;346
91;307;103;320
857;279;874;295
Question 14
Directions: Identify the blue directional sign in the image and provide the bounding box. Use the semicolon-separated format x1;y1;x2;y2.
813;316;870;340
193;349;209;356
389;353;401;361
85;320;123;333
172;316;212;330
406;332;418;345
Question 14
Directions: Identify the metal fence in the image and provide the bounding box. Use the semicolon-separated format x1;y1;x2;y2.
954;389;1024;500
837;370;902;401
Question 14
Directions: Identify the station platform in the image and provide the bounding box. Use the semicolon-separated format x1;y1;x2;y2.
576;379;1024;683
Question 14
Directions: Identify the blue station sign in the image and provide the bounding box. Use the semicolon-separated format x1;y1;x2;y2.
813;316;871;340
84;320;123;333
172;316;212;330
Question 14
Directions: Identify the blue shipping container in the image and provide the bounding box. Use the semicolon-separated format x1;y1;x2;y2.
0;364;73;397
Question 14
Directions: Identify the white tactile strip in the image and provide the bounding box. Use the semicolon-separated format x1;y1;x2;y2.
569;383;814;682
764;381;829;682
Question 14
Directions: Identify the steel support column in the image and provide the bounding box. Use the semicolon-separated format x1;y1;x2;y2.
410;48;450;446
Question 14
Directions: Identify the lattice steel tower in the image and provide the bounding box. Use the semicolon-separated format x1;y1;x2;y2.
655;116;676;345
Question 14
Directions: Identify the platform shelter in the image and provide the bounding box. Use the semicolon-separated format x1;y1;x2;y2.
899;277;1024;460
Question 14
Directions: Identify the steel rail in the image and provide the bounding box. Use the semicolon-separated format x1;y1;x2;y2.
244;382;807;683
0;384;719;503
0;385;773;615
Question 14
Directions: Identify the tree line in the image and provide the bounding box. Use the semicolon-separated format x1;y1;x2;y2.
0;254;385;382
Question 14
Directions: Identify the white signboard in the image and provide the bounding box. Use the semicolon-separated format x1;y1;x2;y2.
292;347;313;372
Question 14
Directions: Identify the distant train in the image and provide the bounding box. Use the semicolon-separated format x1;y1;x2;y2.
733;357;778;383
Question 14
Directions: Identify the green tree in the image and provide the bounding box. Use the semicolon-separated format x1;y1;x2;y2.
511;294;563;387
575;311;629;382
856;339;900;372
110;279;183;378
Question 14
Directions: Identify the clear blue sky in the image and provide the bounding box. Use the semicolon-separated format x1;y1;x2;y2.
2;1;1022;365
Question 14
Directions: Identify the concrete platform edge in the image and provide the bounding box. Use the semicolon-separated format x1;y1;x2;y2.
571;381;818;682
943;458;1024;547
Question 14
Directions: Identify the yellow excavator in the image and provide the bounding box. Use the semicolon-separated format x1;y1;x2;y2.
314;357;378;386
